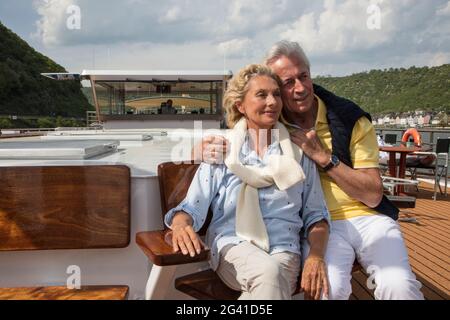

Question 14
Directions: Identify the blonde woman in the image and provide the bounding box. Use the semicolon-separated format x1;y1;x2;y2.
164;64;330;300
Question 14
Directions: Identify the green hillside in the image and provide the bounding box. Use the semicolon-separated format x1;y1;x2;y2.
314;64;450;115
0;21;92;118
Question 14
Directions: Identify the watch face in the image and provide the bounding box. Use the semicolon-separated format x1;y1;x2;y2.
331;155;340;166
323;155;339;172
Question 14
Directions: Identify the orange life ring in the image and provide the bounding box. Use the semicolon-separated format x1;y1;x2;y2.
402;128;422;147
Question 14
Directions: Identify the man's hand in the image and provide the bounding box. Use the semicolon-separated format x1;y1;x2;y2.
170;212;206;257
192;135;229;164
291;129;383;207
290;130;330;168
301;255;329;300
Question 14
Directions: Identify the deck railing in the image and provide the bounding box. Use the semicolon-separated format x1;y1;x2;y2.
376;127;450;178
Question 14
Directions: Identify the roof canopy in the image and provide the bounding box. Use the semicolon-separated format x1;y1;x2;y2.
81;70;232;82
41;70;233;82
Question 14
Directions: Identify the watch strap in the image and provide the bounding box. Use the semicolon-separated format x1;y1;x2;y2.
322;160;334;172
323;155;339;172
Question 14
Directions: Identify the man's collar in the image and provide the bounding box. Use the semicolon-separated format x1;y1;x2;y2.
314;94;328;125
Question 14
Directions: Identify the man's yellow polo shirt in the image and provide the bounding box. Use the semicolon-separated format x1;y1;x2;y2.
315;96;379;221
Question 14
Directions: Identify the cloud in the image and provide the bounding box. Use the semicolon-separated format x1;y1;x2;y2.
29;0;450;76
279;0;450;72
33;0;220;46
159;6;182;23
32;0;316;46
429;52;450;66
33;0;75;45
437;1;450;15
217;38;253;59
283;0;396;54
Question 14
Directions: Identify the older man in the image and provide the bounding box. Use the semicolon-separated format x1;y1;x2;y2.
263;40;423;300
196;40;424;300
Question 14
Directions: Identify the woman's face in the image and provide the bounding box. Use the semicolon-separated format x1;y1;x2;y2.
237;75;282;130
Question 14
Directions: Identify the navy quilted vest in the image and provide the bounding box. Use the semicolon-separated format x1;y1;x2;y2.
313;84;399;220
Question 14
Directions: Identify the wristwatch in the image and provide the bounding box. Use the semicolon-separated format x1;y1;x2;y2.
322;154;340;172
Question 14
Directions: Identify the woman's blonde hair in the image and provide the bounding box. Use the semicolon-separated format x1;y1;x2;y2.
224;64;282;128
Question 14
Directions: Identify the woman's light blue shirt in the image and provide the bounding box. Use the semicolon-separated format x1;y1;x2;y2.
165;136;330;270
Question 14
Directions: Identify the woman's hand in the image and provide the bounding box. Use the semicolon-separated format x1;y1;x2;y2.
170;212;206;257
301;255;329;300
191;135;229;164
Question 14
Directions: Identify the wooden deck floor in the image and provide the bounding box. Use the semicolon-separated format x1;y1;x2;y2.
350;182;450;300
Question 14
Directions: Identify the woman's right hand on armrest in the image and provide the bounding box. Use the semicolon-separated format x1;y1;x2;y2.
170;211;206;257
191;135;229;164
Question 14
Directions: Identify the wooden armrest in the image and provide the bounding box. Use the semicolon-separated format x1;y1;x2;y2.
136;230;210;266
382;176;419;185
0;285;129;300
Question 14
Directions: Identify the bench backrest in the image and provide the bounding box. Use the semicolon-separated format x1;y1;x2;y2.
0;165;131;251
157;161;212;235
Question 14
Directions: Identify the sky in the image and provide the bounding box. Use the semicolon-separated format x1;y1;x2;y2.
1;0;449;76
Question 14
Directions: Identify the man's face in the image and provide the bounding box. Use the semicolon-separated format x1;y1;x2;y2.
236;75;282;130
269;55;314;115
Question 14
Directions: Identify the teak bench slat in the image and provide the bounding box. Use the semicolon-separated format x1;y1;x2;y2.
0;285;129;300
0;165;131;300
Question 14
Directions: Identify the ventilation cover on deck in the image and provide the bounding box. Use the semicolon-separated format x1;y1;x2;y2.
0;140;119;160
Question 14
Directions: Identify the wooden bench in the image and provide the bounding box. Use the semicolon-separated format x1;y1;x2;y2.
386;195;416;208
136;162;361;300
0;165;131;300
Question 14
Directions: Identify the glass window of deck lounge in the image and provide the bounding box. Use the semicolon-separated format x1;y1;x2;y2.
93;81;224;116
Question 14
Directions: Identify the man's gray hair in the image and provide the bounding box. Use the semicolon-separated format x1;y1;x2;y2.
264;40;311;70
